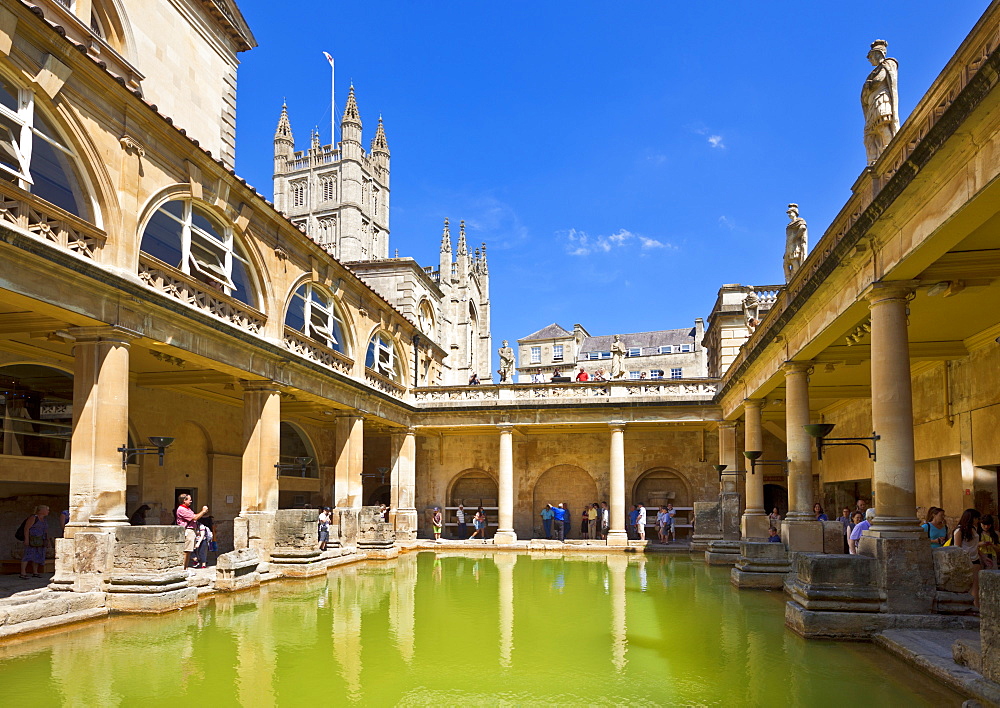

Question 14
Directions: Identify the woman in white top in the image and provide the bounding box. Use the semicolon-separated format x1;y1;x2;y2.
953;508;982;608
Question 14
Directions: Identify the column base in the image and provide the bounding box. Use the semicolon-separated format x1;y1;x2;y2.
858;534;936;614
493;530;518;545
741;513;771;540
705;540;741;565
782;520;824;552
606;530;629;547
865;516;925;539
234;511;276;560
393;508;419;541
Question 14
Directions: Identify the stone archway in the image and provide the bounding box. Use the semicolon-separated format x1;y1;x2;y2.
532;464;598;539
632;468;692;509
448;469;498;538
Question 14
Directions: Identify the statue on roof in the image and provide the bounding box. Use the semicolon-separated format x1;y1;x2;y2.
784;203;808;281
497;340;515;383
610;335;627;379
862;39;900;165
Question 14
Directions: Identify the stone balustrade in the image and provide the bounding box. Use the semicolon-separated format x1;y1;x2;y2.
138;254;267;334
364;367;408;398
283;326;354;375
413;378;718;407
0;179;107;260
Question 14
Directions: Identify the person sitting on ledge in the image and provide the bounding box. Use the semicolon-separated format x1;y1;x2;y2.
767;527;782;542
575;367;589;382
468;372;481;385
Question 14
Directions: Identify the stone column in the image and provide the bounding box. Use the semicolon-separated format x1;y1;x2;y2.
607;422;628;546
66;327;135;533
334;414;364;544
235;381;281;557
390;427;418;540
742;399;769;539
494;423;517;544
707;421;741;563
865;283;921;537
782;362;823;551
718;421;739;493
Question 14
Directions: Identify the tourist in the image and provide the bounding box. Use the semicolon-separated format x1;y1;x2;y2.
848;508;875;554
470;506;486;541
580;504;589;538
656;506;668;543
856;498;868;514
954;508;982;607
194;517;214;569
456;504;467;539
636;504;647;541
593;369;606;382
600;501;610;540
129;504;151;526
540;504;554;539
175;493;209;569
318;506;332;550
628;505;639;540
836;507;852;552
814;503;828;522
980;515;999;570
468;372;481;385
587;503;599;539
769;507;781;524
665;503;676;543
921;507;948;549
575;367;589;382
552;502;567;542
379;503;389;522
768;527;782;543
18;505;49;579
431;507;443;541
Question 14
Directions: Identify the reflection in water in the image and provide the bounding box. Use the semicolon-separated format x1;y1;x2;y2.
0;552;965;705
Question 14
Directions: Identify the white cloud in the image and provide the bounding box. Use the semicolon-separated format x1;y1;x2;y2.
718;215;736;230
564;228;673;256
707;134;724;149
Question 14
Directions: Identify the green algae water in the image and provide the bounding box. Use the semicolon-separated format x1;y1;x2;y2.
0;552;963;706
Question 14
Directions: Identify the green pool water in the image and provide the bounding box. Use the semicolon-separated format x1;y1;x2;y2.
0;552;963;706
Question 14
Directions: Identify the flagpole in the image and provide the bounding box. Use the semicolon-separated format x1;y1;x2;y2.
323;51;336;147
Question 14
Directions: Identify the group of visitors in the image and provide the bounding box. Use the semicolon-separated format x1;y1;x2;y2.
928;507;999;608
538;502;583;541
431;504;488;542
174;493;215;569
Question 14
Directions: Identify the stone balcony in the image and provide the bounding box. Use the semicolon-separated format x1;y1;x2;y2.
412;378;719;409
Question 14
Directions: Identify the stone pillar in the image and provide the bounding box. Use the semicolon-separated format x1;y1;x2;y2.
707;420;742;563
334;414;364;544
782;362;823;551
390;427;418;541
607;422;628;546
234;381;281;558
66;327;135;534
494;423;517;544
718;421;739;493
865;283;921;537
742;399;769;539
857;282;935;615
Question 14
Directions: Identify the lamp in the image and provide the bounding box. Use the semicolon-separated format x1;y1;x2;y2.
742;450;789;475
803;423;878;461
275;456;314;477
118;436;175;469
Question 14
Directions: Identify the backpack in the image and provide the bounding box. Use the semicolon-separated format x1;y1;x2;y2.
14;515;32;541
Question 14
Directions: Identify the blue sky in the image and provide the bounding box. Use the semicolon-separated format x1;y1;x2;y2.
234;1;988;346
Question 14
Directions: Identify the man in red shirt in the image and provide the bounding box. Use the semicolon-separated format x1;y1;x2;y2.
575;367;590;382
175;493;209;569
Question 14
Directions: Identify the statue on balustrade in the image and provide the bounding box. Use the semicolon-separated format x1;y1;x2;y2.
784;203;808;282
862;39;899;165
610;335;627;379
743;291;760;333
497;340;515;383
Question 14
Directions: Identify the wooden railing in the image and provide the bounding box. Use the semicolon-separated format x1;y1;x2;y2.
137;254;266;334
0;179;106;260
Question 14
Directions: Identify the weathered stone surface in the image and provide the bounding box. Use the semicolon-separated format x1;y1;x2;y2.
822;521;846;554
937;590;976;615
337;508;359;545
741;514;770;541
706;539;740;565
787;602;980;639
731;540;792;588
782;520;824;552
980;570;1000;683
215;548;260;592
107;586;198;613
357;506;395;549
786;553;880;612
115;525;184;544
934;546;974;593
859;536;935;615
954;637;983;674
719;492;740;541
690;501;721;552
274;509;319;549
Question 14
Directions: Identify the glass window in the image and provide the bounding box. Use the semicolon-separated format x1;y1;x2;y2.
0;364;73;460
553;344;563;361
629;371;641;380
278;422;318;478
0;77;88;218
627;347;641;357
140;200;255;306
680;343;693;352
530;347;541;364
292;181;306;208
418;301;435;335
286;283;347;353
650;369;664;380
659;345;673;354
366;332;401;381
671;368;683;379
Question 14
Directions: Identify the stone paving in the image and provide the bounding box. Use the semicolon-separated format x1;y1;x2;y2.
0;572;52;600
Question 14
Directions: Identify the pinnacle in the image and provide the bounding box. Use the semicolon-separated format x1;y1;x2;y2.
371;115;389;153
342;85;361;126
274;102;293;141
440;218;452;252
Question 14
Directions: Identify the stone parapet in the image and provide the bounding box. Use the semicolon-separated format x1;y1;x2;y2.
106;526;197;613
822;521;846;554
933;547;975;614
234;511;276;560
270;509;325;578
215;548;261;592
357;506;396;550
782;520;824;552
336;508;360;546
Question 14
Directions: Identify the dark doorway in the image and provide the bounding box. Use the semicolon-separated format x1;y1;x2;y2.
763;484;787;518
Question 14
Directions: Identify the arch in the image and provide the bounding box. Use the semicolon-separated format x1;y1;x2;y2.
447;468;498;510
364;328;407;383
282;278;354;356
532;464;598;539
0;363;74;459
0;67;99;223
417;298;436;337
632;467;693;509
137;190;267;309
367;484;391;507
278;421;318;478
467;301;479;370
91;0;134;58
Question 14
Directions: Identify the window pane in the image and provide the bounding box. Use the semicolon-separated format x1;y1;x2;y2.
230;255;254;305
30;114;83;216
141;208;184;267
191;208;225;243
0;114;25;177
285;291;305;332
366;339;377;368
0;79;17;112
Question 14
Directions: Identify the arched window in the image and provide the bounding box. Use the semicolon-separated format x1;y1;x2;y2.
279;422;318;478
366;332;401;381
0;364;73;459
285;283;348;353
140;199;256;306
0;75;90;219
417;300;435;336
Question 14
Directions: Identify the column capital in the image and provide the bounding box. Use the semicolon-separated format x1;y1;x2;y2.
68;325;141;345
781;361;813;375
718;420;738;430
240;379;282;394
743;398;765;410
862;280;919;306
497;422;515;433
608;422;627;433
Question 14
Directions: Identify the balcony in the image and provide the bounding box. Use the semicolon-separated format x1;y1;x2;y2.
412;378;719;408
